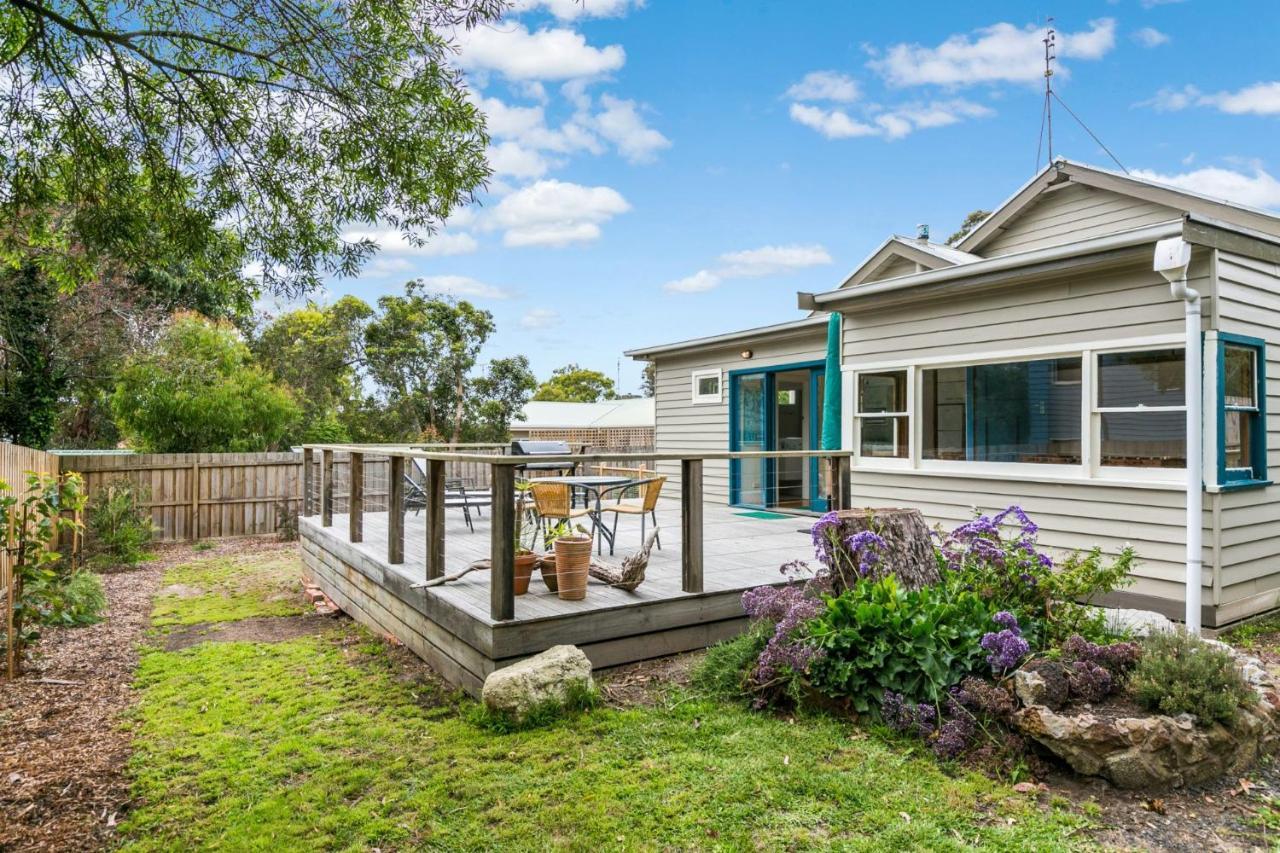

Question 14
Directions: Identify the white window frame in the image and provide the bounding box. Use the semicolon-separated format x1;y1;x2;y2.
1090;345;1188;483
690;368;722;404
841;333;1187;486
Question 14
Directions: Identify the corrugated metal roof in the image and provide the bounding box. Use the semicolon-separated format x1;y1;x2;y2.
514;398;655;429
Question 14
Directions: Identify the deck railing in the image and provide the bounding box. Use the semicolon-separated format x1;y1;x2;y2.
299;445;853;621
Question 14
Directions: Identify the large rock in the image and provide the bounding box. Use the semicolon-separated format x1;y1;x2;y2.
482;644;594;720
1014;643;1280;789
1099;607;1177;638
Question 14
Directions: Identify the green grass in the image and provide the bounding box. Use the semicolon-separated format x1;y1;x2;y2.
1223;614;1280;650
120;549;1092;851
150;551;309;626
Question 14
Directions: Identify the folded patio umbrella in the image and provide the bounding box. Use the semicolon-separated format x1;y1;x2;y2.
820;312;842;450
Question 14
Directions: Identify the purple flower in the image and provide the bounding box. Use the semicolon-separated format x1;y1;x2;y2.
844;530;887;576
980;618;1030;671
992;611;1019;632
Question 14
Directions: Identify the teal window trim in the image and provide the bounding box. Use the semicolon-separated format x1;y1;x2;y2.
1217;332;1270;491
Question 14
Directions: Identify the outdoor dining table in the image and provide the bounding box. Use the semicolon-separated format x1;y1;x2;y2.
530;474;639;555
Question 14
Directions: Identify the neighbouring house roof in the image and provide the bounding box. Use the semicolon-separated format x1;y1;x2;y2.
624;315;827;360
514;398;655;430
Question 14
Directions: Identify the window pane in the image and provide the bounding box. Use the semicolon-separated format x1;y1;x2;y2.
696;376;719;396
1098;349;1184;408
1224;346;1256;408
858;371;906;413
922;358;1082;464
1100;411;1186;468
1225;409;1253;470
859;416;908;458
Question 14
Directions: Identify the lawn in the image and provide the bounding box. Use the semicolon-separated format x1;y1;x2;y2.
118;552;1091;851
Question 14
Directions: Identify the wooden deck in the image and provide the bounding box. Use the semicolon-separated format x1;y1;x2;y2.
299;499;815;695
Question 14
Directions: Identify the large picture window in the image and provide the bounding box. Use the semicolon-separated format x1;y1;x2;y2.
1096;348;1186;469
856;371;908;458
922;357;1082;464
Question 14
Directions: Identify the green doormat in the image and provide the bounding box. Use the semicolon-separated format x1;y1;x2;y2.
734;510;791;520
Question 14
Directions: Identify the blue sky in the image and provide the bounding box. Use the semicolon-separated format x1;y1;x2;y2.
312;0;1280;395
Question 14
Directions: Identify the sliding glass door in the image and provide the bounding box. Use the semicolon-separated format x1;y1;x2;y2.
729;364;825;509
732;372;768;506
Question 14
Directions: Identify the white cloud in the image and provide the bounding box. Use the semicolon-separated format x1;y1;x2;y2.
662;270;720;293
869;18;1116;87
476;96;547;137
456;23;625;81
591;95;670;163
1132;27;1170;48
717;244;833;277
1131;165;1280;209
491;179;630;247
789;103;878;139
666;243;833;294
1140;84;1201;112
519;307;562;328
364;257;414;277
511;0;644;20
414;275;513;300
343;226;479;257
1203;81;1280;115
488;140;556;178
786;71;861;103
791;99;992;141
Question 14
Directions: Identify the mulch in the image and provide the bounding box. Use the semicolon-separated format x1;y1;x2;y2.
0;537;295;853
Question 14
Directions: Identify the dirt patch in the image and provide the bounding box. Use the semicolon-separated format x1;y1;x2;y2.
597;653;700;707
156;583;203;599
160;614;338;651
0;536;299;853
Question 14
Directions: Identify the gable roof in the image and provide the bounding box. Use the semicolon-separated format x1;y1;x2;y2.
514;398;655;430
838;235;981;288
957;158;1280;254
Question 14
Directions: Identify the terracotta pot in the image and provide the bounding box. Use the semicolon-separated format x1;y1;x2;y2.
540;554;559;592
554;535;592;601
514;552;537;596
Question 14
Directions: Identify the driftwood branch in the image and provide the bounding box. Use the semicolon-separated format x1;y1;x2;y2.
413;559;489;589
588;527;660;592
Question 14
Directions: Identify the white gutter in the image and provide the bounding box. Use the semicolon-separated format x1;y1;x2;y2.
1154;237;1203;635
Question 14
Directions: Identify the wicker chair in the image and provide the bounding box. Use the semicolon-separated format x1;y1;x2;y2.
528;481;593;549
598;476;665;555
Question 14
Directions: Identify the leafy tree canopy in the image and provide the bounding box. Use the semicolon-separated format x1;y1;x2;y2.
533;364;617;403
0;0;499;294
111;312;299;451
946;209;991;246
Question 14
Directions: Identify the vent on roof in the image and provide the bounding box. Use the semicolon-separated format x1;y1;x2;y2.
916;223;929;241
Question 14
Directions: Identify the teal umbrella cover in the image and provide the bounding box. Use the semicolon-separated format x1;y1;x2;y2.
820;312;842;450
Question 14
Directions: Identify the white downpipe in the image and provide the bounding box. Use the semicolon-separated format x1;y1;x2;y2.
1155;237;1202;635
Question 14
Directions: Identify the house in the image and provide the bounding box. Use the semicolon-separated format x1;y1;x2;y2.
510;398;655;449
626;158;1280;628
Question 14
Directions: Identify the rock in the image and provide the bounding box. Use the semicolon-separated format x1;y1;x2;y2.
1015;661;1070;710
1095;607;1177;637
482;645;594;721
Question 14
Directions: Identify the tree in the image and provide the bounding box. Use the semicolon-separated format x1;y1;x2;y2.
641;362;656;398
946;209;991;246
362;282;495;442
253;296;373;442
468;355;537;441
111;313;300;451
533;364;617;403
1;0;499;295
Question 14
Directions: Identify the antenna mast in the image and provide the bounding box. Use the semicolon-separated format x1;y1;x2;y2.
1041;19;1056;167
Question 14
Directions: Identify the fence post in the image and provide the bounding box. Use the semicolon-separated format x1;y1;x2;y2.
302;448;314;516
681;457;704;593
426;458;445;581
191;460;200;541
349;451;364;543
321;449;334;527
388;456;405;564
490;462;515;621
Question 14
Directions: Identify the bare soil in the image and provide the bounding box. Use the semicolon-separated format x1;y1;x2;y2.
159;613;336;651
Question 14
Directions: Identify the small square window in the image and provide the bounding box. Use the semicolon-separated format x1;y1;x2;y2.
691;369;721;404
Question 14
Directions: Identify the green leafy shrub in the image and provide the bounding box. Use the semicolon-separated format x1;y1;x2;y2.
27;571;107;627
87;480;155;565
1130;632;1253;725
806;576;995;712
691;623;770;700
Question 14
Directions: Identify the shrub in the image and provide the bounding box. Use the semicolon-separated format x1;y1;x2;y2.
806;576;995;712
26;571;107;627
1130;632;1253;725
692;623;770;700
87;480;155;564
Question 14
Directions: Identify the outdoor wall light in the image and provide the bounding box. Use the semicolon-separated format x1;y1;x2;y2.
740;349;753;359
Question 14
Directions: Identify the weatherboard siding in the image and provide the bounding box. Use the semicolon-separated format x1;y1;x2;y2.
863;254;921;283
1214;250;1280;621
981;184;1181;258
651;329;827;501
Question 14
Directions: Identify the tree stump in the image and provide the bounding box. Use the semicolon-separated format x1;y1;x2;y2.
820;508;940;593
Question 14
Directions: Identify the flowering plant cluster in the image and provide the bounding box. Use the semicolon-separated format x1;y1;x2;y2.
882;677;1036;770
980;611;1031;672
736;561;830;706
811;511;888;590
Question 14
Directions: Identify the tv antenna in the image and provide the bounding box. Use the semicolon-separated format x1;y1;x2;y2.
1035;17;1129;175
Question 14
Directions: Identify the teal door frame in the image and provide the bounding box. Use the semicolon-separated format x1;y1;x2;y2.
728;360;825;510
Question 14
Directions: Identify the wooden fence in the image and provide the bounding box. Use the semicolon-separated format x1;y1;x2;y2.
2;442;61;677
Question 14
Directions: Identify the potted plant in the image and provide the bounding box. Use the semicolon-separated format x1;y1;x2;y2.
513;481;537;596
553;524;593;601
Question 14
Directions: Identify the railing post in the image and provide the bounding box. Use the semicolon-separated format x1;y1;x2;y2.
388;456;405;564
321;449;334;527
836;455;851;511
426;458;445;580
490;462;515;621
302;448;314;516
681;458;704;593
348;451;364;543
